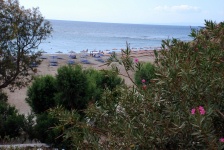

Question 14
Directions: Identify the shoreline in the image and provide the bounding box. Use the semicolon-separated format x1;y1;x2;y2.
39;46;162;55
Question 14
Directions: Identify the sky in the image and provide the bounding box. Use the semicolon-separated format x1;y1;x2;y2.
19;0;223;26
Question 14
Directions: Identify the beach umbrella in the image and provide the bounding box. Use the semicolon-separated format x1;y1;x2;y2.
68;50;76;53
40;50;47;53
55;51;63;54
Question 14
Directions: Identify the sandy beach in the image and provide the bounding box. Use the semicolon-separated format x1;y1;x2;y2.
4;50;155;115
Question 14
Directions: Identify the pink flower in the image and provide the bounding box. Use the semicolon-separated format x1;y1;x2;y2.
198;106;206;115
142;79;146;83
191;108;196;115
220;138;224;142
191;106;206;115
134;58;138;63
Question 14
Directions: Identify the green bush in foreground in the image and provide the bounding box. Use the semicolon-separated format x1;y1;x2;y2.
49;20;224;149
34;113;68;148
0;92;25;140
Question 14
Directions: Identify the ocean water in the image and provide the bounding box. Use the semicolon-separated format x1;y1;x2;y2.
39;20;197;54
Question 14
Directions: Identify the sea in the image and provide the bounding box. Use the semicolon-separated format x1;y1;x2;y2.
38;20;199;54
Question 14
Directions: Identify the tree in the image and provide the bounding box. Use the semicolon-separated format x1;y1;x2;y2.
0;0;52;91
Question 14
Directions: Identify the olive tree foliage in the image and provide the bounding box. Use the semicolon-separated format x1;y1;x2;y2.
0;0;52;91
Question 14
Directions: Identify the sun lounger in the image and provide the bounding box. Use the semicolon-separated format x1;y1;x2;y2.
49;59;57;63
49;55;58;59
80;59;91;64
69;55;76;59
95;58;105;63
67;60;75;65
80;55;88;58
39;56;48;59
57;56;63;59
93;54;101;58
49;59;58;66
49;62;58;66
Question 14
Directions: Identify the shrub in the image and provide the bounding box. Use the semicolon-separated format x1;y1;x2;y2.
49;106;83;149
49;21;224;149
0;91;8;102
25;65;124;147
55;65;90;113
34;113;68;148
22;113;36;142
134;62;155;86
100;70;124;90
26;75;57;114
0;92;25;139
85;68;124;102
84;69;103;102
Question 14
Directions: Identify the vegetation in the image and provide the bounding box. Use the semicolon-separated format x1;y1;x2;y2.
33;112;65;148
0;0;52;91
26;75;57;114
1;2;224;148
0;92;25;139
55;65;90;112
0;0;52;145
24;65;123;148
134;61;155;86
48;20;224;149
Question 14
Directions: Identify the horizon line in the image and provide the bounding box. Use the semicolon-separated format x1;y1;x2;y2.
46;18;203;27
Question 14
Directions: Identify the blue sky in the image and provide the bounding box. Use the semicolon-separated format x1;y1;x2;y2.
19;0;223;26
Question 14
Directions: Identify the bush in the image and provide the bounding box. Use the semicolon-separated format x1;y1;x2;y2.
134;62;155;86
0;91;8;102
85;68;124;101
34;113;68;148
100;70;124;90
84;69;103;102
22;113;36;142
49;21;224;149
25;65;124;147
55;65;90;112
0;92;25;139
26;75;57;114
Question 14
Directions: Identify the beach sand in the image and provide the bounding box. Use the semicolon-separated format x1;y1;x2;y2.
4;50;155;115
